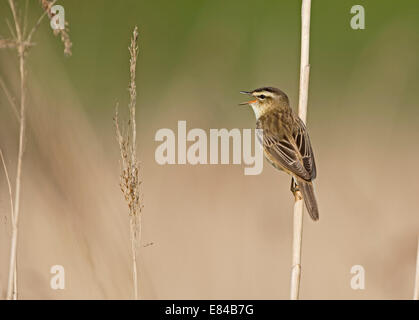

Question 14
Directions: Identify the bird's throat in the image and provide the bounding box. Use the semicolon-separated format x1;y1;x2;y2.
251;104;276;119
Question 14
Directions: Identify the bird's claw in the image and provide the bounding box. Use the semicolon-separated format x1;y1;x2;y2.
290;178;302;200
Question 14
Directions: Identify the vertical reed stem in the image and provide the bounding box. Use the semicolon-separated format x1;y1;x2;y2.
290;0;311;300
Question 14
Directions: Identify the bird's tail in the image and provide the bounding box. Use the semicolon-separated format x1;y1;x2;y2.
297;179;319;221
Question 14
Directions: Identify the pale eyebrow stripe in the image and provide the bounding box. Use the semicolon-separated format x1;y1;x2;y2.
255;92;274;98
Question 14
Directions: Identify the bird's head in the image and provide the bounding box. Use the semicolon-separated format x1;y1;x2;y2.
240;87;289;119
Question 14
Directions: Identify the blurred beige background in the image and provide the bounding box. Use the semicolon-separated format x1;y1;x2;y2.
0;0;418;299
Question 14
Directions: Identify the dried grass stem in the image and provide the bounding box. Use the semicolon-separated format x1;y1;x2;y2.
114;26;143;300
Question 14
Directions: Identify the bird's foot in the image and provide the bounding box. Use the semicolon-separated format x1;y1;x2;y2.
290;178;302;201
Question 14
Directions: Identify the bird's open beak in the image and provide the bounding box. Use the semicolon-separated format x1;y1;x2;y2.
239;91;256;105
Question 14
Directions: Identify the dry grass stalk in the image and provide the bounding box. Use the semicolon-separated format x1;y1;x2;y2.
0;150;14;228
39;0;72;56
290;0;312;300
6;0;27;300
0;149;17;299
0;77;19;120
2;0;71;300
0;38;17;48
114;26;143;300
414;237;419;300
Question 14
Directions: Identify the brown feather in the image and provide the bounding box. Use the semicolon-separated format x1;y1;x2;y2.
256;105;319;220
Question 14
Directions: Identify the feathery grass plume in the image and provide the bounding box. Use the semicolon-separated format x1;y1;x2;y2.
1;0;71;300
114;26;143;300
39;0;72;56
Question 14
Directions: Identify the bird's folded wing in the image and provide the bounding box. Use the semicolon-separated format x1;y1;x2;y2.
257;118;316;181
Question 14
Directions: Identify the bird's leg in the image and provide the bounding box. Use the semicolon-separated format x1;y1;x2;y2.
290;177;299;193
290;177;302;200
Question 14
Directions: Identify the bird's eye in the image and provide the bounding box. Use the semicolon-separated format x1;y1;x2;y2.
258;95;266;99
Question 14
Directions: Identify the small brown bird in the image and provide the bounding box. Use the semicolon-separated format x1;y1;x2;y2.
240;87;319;221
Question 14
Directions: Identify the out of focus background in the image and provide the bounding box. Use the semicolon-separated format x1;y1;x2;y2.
0;0;419;299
